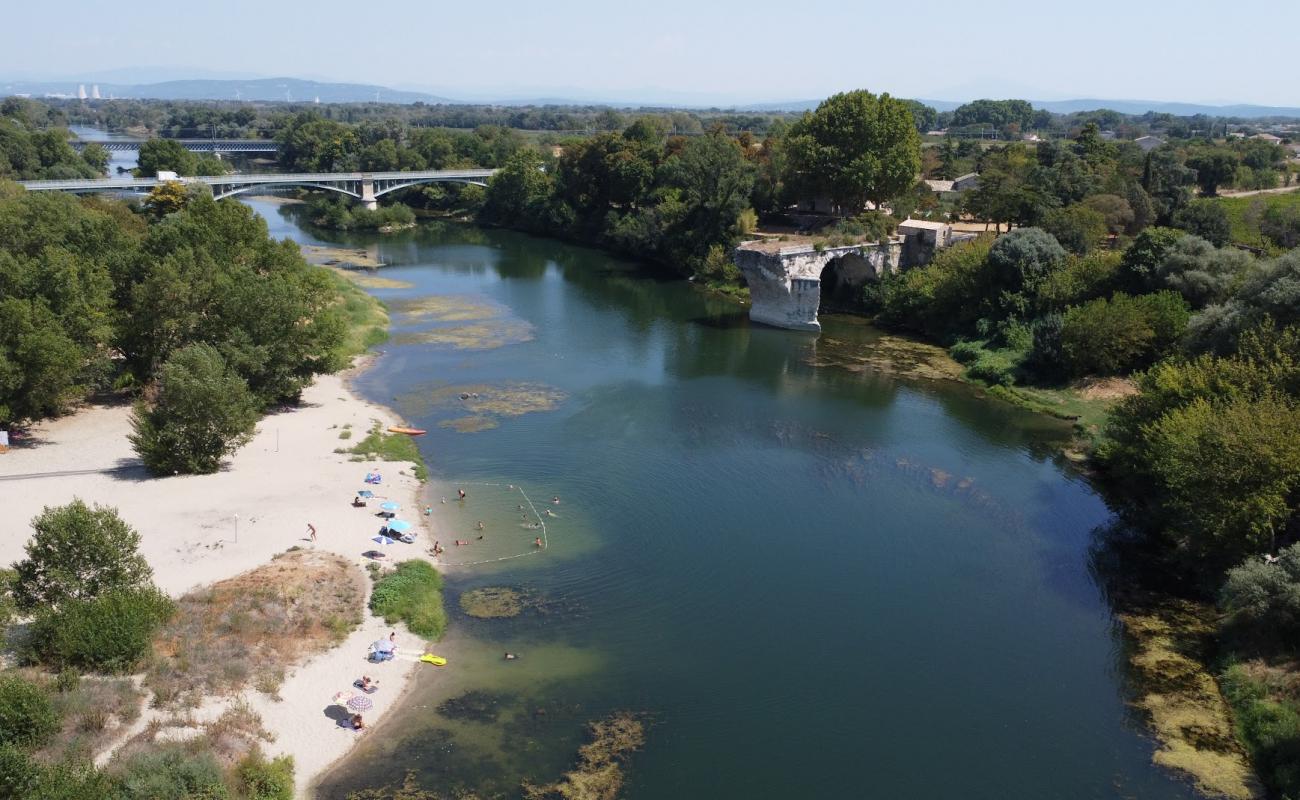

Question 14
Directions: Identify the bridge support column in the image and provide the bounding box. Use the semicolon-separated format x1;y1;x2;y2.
360;178;378;211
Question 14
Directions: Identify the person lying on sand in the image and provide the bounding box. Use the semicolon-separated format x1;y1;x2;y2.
355;676;378;693
352;496;366;507
351;714;365;730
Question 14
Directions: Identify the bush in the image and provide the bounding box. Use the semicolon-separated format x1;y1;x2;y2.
13;500;153;610
235;749;294;800
1221;664;1300;797
369;560;446;640
1220;543;1300;639
1035;250;1122;312
1115;226;1182;295
948;340;984;364
1025;313;1066;382
130;343;260;475
116;746;228;800
1060;292;1189;377
877;236;992;340
1156;234;1254;309
985;227;1066;317
0;676;59;749
29;587;174;672
1172;199;1232;247
1041;204;1107;254
966;348;1021;386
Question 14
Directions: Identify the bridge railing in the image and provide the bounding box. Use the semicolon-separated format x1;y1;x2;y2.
18;169;498;192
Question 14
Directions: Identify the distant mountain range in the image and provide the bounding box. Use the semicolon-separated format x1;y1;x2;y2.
0;77;453;104
3;76;1300;119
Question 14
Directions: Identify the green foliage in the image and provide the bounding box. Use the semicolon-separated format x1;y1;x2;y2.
29;587;174;673
349;424;428;481
234;749;294;800
1220;543;1300;640
1156;234;1254;309
0;744;120;800
1059;291;1189;377
0;676;58;749
985;227;1066;317
1188;250;1300;354
1041;204;1107;254
1185;148;1239;197
1114;226;1183;294
784;89;922;209
1172;198;1231;247
13;499;153;611
369;560;446;640
306;196;415;231
950;99;1035;132
1220;665;1300;797
1036;250;1122;312
116;745;229;800
876;236;993;341
135;139;228;178
0;101;101;180
130;344;260;475
965;346;1022;386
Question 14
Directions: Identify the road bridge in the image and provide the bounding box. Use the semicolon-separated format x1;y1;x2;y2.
18;169;497;210
71;138;279;153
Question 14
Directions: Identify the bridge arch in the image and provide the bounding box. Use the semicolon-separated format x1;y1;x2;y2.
371;177;490;197
212;182;361;201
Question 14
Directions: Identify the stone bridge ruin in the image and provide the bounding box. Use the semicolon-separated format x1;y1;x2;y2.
733;220;959;332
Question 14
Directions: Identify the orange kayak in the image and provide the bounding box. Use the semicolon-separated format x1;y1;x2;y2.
388;426;427;436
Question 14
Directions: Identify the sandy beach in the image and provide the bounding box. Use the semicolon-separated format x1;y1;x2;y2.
0;364;439;797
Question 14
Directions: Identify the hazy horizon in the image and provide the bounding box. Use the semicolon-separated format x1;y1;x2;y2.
5;0;1299;107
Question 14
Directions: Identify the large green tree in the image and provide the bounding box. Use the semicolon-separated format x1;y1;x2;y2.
784;90;921;212
13;499;154;610
130;343;260;474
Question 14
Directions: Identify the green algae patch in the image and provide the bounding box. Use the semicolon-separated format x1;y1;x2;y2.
331;268;414;290
391;295;502;322
805;331;964;383
437;689;516;723
301;244;385;269
521;712;646;800
392;319;536;350
1119;599;1263;800
459;586;538;619
439;415;499;433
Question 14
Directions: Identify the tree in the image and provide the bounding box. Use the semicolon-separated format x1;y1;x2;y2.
1059;291;1189;377
1157;234;1254;308
904;100;938;133
1041;204;1107;254
985;227;1067;316
135;138;196;177
13;499;153;610
1115;226;1183;295
130;343;260;475
1172;198;1231;246
963;144;1052;231
658;132;756;270
1143;148;1195;223
1220;542;1300;639
784;89;921;211
1186;148;1240;197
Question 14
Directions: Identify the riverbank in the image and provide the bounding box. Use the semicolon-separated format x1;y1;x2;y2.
0;364;439;797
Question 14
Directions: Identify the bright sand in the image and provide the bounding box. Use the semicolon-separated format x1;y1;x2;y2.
0;367;441;797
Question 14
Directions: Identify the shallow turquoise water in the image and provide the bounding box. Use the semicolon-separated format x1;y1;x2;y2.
250;201;1200;800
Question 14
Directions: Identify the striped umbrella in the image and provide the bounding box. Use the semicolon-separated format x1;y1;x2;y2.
347;694;374;712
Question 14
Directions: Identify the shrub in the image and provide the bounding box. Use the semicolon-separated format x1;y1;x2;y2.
1036;250;1122;312
1220;543;1300;639
877;236;992;340
29;587;174;672
1059;291;1188;377
1115;226;1183;295
0;744;36;798
13;500;153;611
966;348;1020;386
1156;234;1254;309
1041;204;1107;254
1221;664;1300;797
116;746;228;800
1259;203;1300;250
369;560;446;640
986;227;1067;300
0;676;59;749
235;749;294;800
130;343;260;475
948;340;984;364
1025;313;1066;382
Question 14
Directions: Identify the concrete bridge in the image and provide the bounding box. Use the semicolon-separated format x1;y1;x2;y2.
734;220;959;332
18;169;497;210
71;138;279;153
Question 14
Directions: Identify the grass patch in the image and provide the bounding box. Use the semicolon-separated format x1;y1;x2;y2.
369;560;446;640
1216;189;1300;254
27;671;145;764
1221;661;1300;797
324;269;390;366
338;429;352;440
460;587;534;619
349;422;428;480
147;550;365;706
987;381;1126;446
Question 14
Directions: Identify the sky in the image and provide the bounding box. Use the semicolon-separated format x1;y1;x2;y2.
6;0;1299;106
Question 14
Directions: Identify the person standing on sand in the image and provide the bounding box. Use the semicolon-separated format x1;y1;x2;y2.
307;522;317;542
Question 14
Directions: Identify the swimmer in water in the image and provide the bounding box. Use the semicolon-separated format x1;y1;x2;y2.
476;521;485;530
457;488;467;500
455;539;469;546
552;496;560;505
534;537;544;548
546;509;556;517
504;652;518;660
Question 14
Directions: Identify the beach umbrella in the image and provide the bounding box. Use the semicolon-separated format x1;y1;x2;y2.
373;534;395;546
380;501;401;512
347;694;374;712
333;690;354;706
357;490;375;498
386;519;411;532
373;638;395;653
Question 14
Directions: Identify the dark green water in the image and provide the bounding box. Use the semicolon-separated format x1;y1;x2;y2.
249;201;1200;800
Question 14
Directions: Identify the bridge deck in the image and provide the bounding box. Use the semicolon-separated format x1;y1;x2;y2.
18;169;497;194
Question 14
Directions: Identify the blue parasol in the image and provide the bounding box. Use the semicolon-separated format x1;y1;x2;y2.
373;534;395;545
357;490;375;498
386;519;411;532
380;501;401;512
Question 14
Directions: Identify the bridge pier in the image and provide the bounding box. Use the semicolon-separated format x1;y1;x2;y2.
360;177;378;211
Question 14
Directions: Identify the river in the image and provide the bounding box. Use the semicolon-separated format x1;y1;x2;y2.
243;199;1199;799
